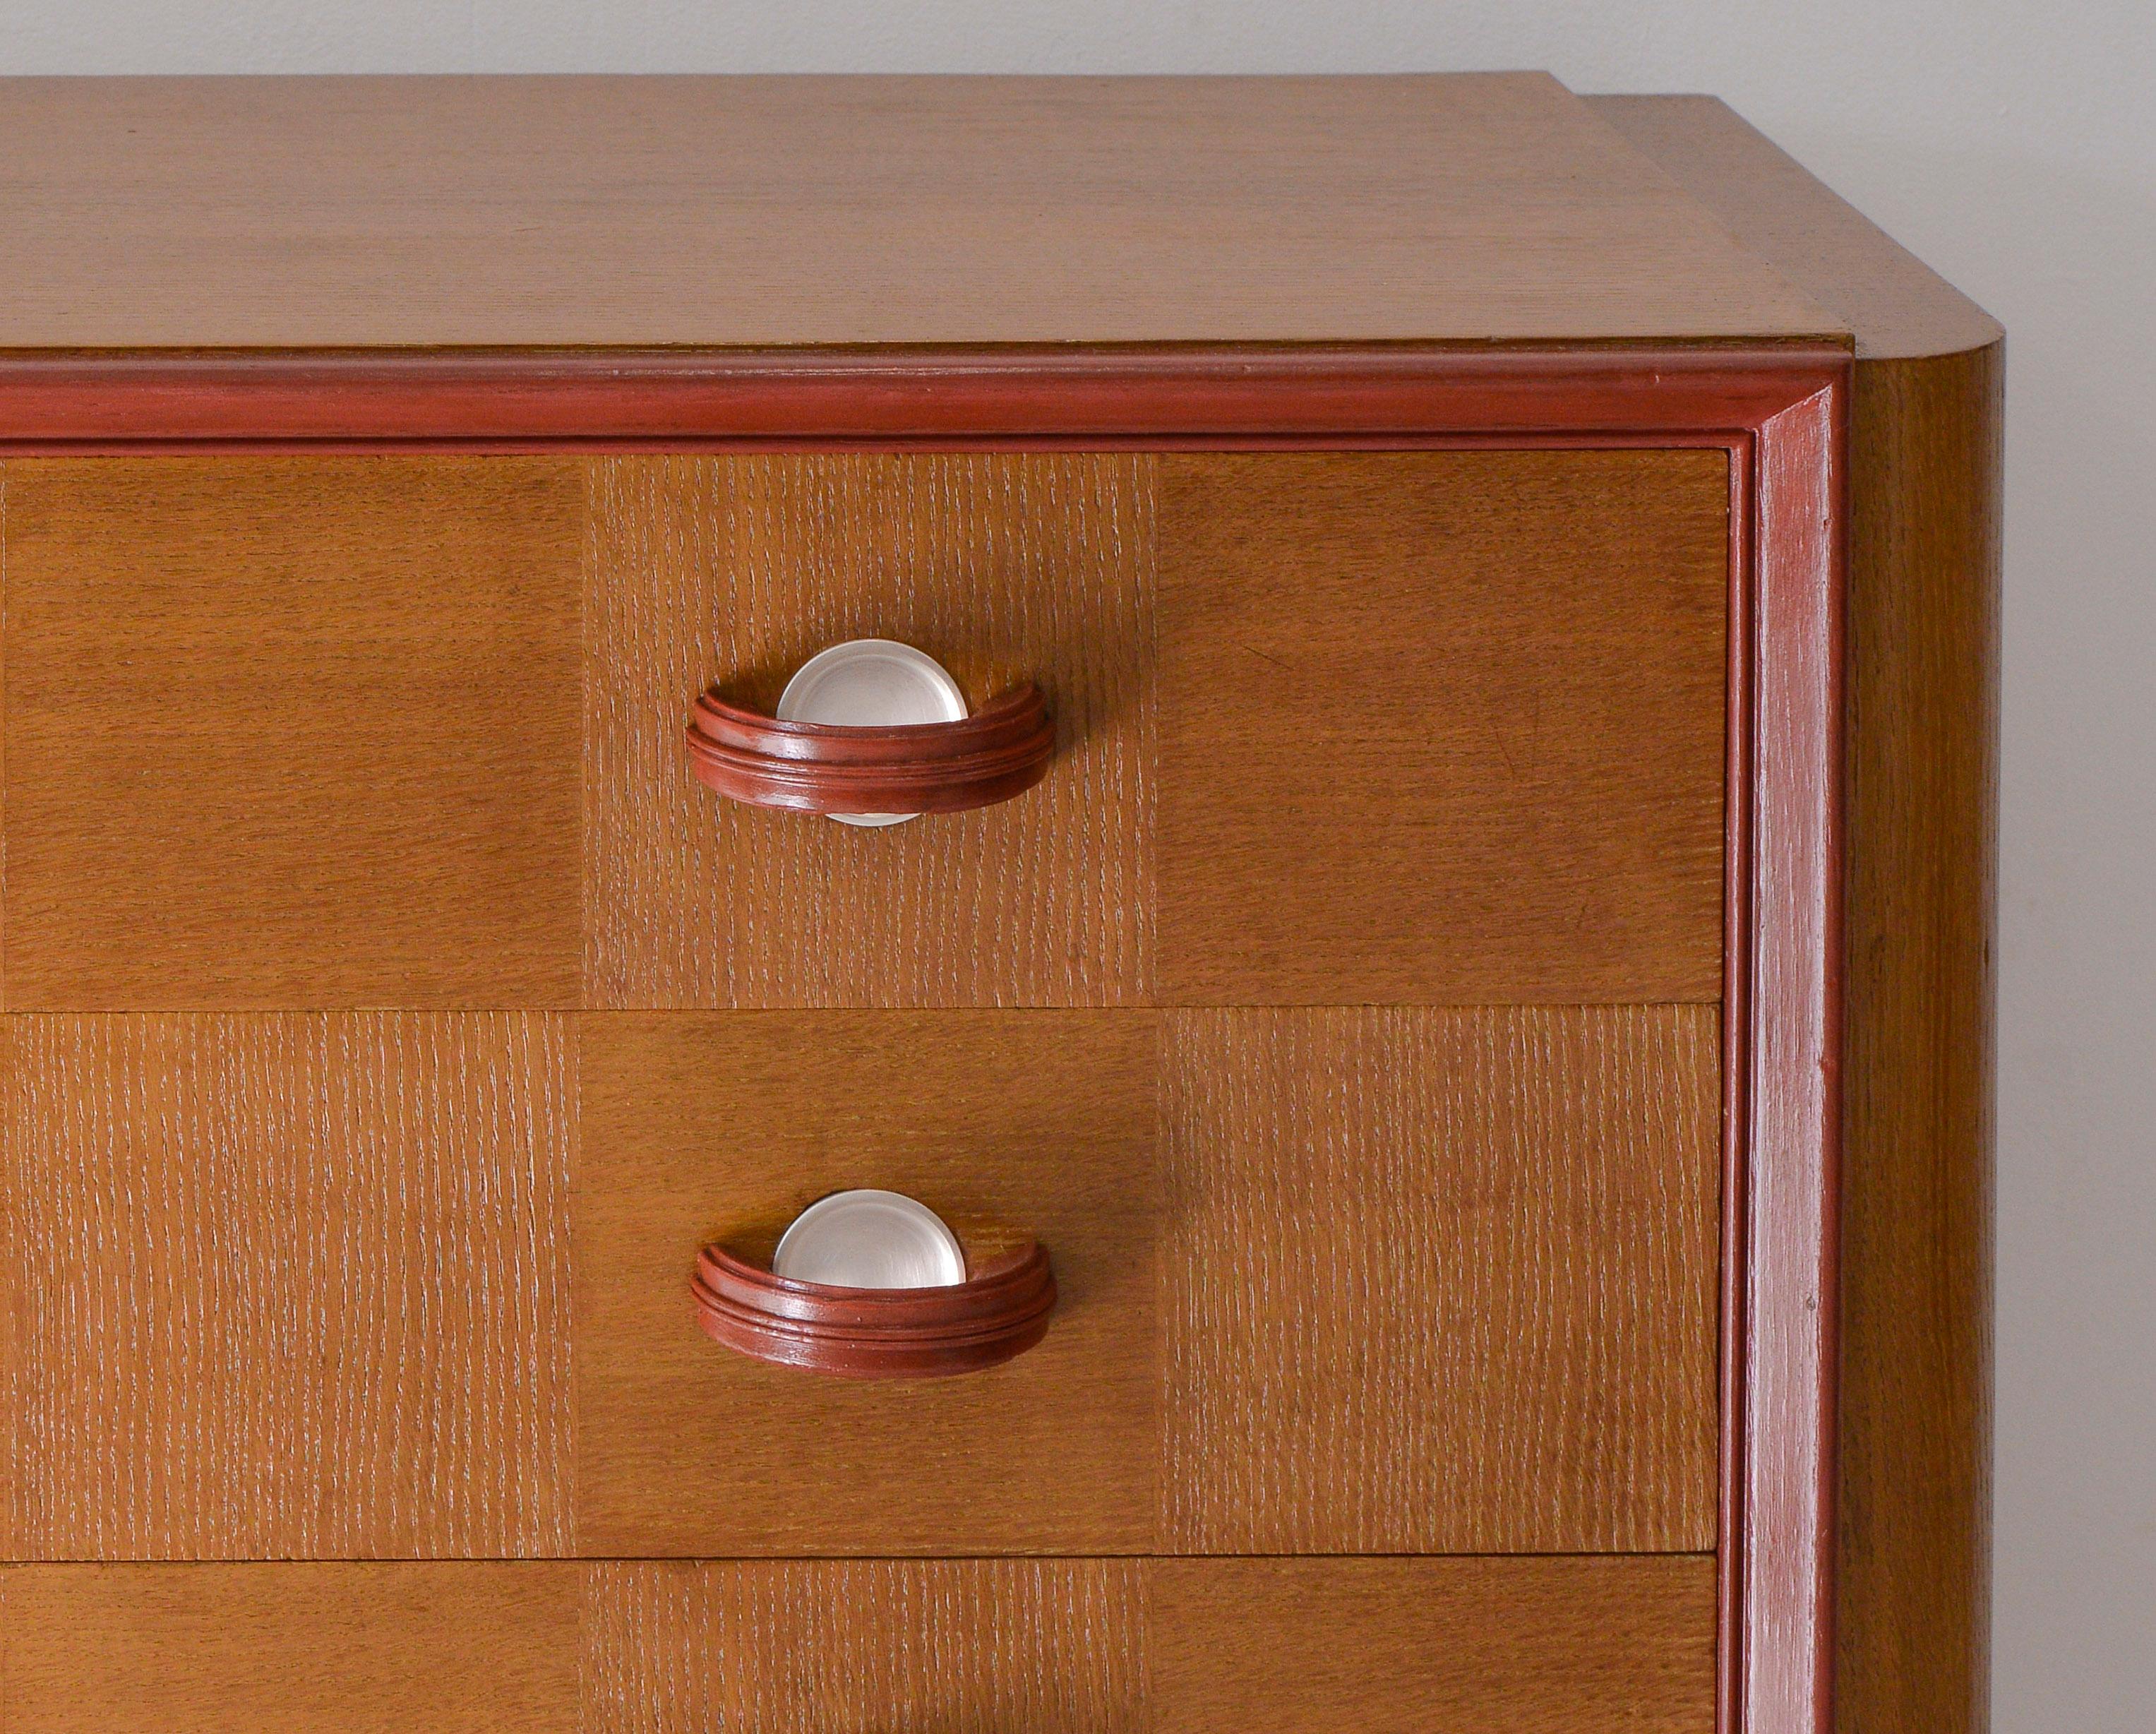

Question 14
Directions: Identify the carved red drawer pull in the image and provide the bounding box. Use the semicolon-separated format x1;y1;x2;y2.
685;682;1054;817
692;1229;1057;1379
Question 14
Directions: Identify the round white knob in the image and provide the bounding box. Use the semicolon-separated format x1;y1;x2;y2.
770;1189;966;1290
774;639;968;827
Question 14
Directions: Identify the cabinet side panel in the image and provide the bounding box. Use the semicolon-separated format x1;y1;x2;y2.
1839;342;2001;1734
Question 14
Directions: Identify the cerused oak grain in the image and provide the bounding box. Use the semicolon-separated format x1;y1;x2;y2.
0;1563;585;1733
585;453;1155;1009
1156;448;1727;1005
1152;1555;1718;1734
574;1009;1162;1556
1161;1005;1718;1557
0;1014;575;1560
585;1558;1150;1734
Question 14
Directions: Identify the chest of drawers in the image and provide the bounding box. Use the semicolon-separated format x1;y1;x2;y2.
0;73;1996;1734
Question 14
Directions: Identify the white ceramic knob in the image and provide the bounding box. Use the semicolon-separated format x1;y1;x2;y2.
770;1189;967;1290
774;639;968;827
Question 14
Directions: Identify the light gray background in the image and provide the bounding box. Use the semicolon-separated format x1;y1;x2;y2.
4;6;2149;1728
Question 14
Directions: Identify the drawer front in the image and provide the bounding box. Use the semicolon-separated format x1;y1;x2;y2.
0;1006;1715;1557
0;1556;1715;1733
1;449;1723;1012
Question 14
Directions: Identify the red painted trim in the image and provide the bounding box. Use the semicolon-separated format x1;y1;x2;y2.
0;340;1849;1734
1720;431;1760;1734
0;344;1843;448
1734;379;1845;1734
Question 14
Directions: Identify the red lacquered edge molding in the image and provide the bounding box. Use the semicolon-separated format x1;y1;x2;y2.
0;342;1836;449
1723;368;1846;1734
0;340;1848;1734
686;681;1054;815
693;1237;1057;1379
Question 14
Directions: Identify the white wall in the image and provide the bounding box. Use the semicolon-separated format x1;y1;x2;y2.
4;5;2150;1727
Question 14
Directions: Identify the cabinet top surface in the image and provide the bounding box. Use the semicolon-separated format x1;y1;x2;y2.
0;71;1848;352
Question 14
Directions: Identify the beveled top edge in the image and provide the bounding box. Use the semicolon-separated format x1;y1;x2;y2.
1589;95;2001;361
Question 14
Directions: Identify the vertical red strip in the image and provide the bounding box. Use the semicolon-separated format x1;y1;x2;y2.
1740;380;1848;1734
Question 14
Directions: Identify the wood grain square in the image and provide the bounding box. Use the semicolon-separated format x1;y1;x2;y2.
582;454;1154;1009
0;1013;575;1559
0;1562;583;1733
1156;449;1729;1005
1151;1555;1716;1733
575;1010;1158;1555
1;457;582;1009
1161;1005;1720;1554
584;1559;1144;1733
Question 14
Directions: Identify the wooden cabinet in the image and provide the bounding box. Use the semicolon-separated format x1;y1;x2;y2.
0;73;1998;1734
